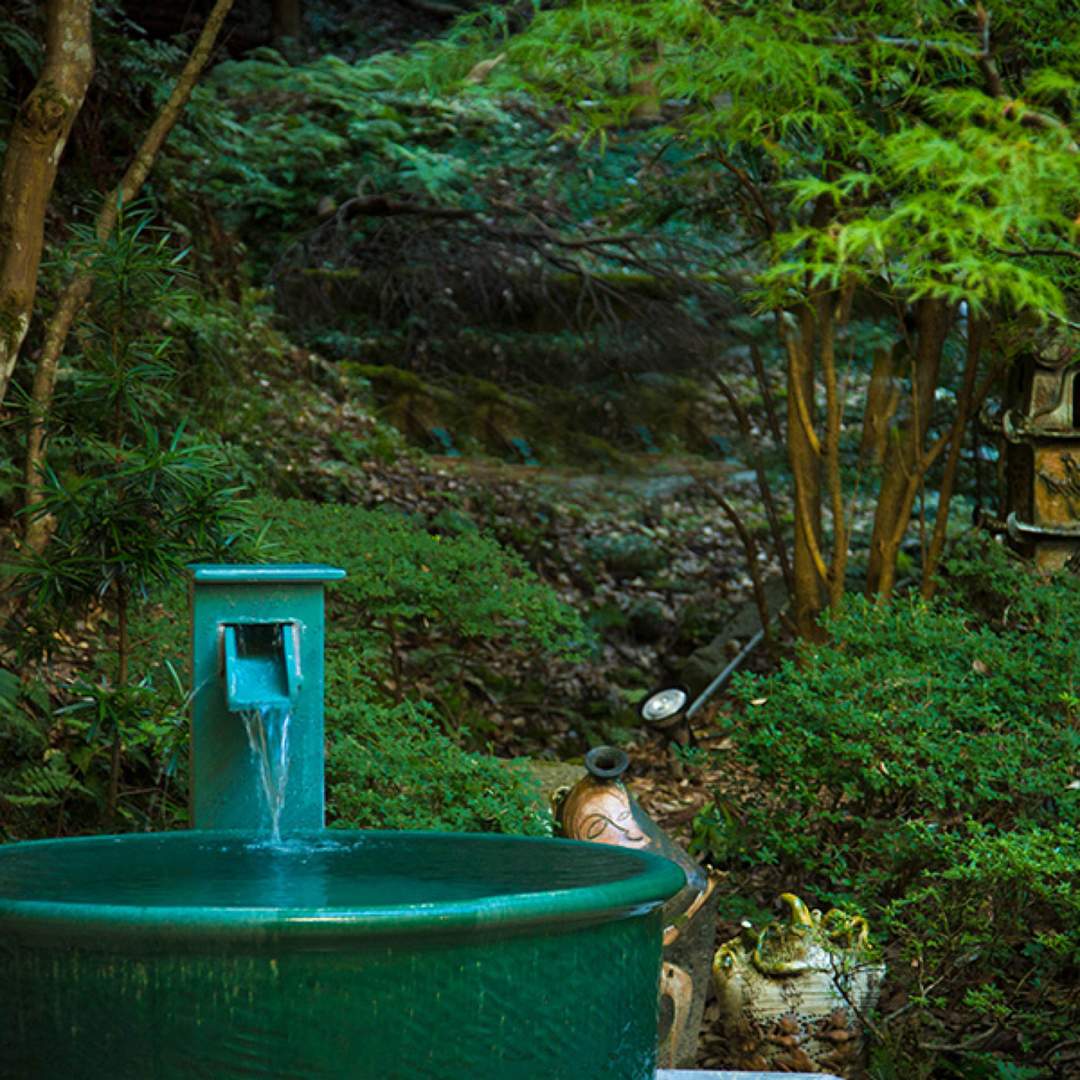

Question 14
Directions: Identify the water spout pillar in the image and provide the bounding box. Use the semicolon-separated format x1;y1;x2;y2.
189;564;346;831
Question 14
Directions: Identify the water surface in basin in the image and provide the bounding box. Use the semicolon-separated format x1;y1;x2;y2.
0;830;681;918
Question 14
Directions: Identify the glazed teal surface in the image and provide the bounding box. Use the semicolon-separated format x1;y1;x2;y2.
222;623;302;709
189;563;344;831
191;564;349;585
0;830;685;1079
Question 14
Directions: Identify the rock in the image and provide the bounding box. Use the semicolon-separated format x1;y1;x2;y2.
511;759;587;809
584;533;666;578
679;575;787;694
628;598;668;643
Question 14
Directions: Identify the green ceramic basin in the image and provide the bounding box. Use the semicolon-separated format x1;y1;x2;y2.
0;829;684;1079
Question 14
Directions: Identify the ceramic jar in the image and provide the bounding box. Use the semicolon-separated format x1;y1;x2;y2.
712;893;886;1077
553;745;718;1068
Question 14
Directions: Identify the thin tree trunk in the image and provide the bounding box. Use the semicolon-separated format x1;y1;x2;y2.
817;294;847;607
0;0;93;406
750;341;784;445
630;49;662;121
859;345;900;465
921;317;992;597
866;298;952;596
710;484;771;647
711;371;792;594
920;319;981;596
23;0;236;552
874;443;943;599
782;307;826;639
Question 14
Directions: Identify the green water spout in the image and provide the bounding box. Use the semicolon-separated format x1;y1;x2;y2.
189;564;345;832
222;621;302;711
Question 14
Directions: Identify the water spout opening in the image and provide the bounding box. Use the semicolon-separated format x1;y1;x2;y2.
222;621;302;711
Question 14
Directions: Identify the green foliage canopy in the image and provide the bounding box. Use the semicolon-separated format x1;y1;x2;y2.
492;0;1080;318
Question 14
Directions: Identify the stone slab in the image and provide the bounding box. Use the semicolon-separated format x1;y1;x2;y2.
658;1072;842;1079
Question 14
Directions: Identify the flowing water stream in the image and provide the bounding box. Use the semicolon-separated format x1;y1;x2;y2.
242;704;292;842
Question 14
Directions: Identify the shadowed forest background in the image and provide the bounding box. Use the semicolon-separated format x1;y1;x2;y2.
1;2;1079;1076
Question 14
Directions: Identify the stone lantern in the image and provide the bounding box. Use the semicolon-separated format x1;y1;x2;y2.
1004;338;1080;570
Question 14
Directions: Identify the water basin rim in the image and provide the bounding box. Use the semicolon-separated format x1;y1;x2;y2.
189;563;346;584
0;829;687;944
0;896;669;948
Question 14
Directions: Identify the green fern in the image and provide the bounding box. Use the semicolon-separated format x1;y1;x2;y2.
1;754;92;810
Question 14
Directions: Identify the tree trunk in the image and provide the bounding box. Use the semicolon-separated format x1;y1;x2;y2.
750;341;784;444
711;485;772;648
271;0;302;43
817;294;847;608
23;0;236;552
711;370;792;594
630;51;661;121
782;308;826;639
0;0;93;406
866;298;953;596
859;345;900;465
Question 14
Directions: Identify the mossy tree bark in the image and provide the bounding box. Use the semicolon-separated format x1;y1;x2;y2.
23;0;236;552
0;0;93;407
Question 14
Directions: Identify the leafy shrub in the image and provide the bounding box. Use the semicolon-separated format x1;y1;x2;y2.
326;699;548;835
3;490;582;837
705;588;1077;887
0;666;191;841
694;540;1080;1076
256;497;588;716
275;498;583;827
880;822;1080;1071
0;671;92;842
